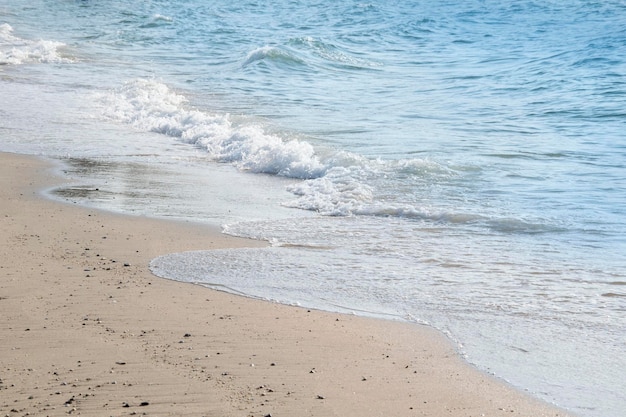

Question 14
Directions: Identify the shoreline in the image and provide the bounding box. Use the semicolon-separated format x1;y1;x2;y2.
0;151;574;416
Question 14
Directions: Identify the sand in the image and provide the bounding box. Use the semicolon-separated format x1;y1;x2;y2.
0;152;574;417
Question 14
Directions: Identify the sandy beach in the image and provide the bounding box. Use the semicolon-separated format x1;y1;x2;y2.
0;152;573;417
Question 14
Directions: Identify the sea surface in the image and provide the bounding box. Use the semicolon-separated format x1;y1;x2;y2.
1;1;625;416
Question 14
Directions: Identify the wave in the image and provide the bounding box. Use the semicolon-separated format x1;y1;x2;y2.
283;173;560;233
242;45;306;68
98;79;326;179
0;23;71;66
139;14;174;29
288;36;383;70
97;79;444;216
96;78;561;235
242;38;383;72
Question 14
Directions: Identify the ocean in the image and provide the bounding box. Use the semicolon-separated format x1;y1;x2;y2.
1;1;625;416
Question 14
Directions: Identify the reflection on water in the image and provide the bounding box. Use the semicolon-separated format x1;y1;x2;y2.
52;157;174;204
48;156;309;225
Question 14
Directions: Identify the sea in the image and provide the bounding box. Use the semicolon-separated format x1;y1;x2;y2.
1;1;625;416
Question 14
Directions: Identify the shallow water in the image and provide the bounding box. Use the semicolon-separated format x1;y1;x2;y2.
1;1;625;416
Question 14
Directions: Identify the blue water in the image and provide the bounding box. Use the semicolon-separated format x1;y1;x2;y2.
1;1;625;416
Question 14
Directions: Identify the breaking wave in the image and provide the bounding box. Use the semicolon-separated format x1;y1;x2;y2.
0;23;71;66
96;78;561;234
98;79;326;179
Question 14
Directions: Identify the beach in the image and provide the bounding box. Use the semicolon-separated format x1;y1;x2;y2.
3;2;625;414
0;151;574;417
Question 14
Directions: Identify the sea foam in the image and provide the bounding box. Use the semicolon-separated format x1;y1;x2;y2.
97;79;550;228
97;79;465;218
99;79;541;224
0;23;70;65
98;79;326;179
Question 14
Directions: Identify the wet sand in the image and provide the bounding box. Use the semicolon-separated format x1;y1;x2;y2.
0;152;573;416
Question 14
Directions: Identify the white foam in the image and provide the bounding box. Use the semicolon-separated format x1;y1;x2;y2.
0;23;70;65
283;157;456;217
97;79;511;224
98;79;327;179
284;166;375;215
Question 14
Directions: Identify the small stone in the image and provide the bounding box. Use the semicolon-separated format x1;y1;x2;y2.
316;395;325;400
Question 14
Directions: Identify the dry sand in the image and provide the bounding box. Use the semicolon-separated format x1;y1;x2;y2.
0;152;574;417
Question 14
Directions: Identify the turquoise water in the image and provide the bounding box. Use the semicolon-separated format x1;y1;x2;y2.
1;1;625;416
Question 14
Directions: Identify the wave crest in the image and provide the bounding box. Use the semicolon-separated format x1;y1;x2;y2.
0;23;71;65
97;78;560;234
98;79;326;179
242;45;305;68
97;79;463;219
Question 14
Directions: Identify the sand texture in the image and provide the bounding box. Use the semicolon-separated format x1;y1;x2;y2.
0;152;573;416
